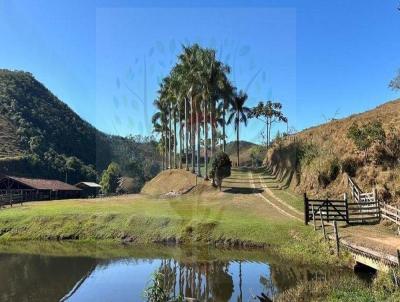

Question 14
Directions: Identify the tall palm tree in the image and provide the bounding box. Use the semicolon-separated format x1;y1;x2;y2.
179;45;201;174
195;95;202;177
158;77;173;169
227;90;250;167
156;44;234;177
168;72;181;170
151;116;165;169
172;63;189;170
219;80;235;152
197;48;228;179
210;61;231;157
184;97;189;171
152;98;169;170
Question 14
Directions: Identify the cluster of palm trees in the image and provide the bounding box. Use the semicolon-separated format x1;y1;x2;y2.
152;44;250;180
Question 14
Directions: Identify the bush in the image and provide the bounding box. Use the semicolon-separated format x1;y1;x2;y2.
347;121;386;163
296;141;319;167
209;152;232;191
100;162;121;193
328;157;340;181
249;145;266;167
341;157;359;177
386;125;400;164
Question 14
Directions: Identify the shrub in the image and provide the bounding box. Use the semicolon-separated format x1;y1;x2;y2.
209;152;232;191
328;157;340;181
386;125;400;164
249;145;266;167
100;162;121;194
347;121;386;163
296;141;319;167
341;157;359;177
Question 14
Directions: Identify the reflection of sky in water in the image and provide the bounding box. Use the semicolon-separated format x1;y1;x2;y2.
65;259;273;302
0;249;353;302
66;259;162;302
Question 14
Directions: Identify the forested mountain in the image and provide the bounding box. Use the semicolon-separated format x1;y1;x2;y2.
0;69;160;184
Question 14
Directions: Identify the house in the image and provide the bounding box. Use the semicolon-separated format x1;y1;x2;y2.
0;175;81;202
75;182;102;198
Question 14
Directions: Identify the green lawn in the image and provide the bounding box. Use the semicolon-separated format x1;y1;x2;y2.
0;192;343;266
0;193;294;243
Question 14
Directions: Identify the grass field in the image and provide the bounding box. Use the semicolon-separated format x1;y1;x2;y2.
0;169;346;267
3;168;400;301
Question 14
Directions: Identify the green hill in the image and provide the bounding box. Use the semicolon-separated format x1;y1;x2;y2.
0;69;160;184
225;140;262;166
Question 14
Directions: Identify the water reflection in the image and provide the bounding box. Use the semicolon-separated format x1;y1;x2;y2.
0;244;347;302
0;253;96;302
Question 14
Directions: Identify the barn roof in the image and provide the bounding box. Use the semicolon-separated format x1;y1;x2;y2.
75;182;101;188
3;176;81;191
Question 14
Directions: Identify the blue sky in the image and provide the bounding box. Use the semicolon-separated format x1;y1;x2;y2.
1;0;399;143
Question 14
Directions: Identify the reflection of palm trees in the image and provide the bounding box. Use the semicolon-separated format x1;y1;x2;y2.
147;259;234;301
237;260;242;302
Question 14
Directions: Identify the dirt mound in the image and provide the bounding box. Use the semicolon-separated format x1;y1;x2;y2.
141;169;198;195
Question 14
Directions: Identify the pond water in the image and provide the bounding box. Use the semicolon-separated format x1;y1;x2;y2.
0;242;354;302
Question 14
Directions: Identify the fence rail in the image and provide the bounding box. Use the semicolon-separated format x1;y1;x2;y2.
0;193;24;207
304;193;349;224
381;203;400;233
304;191;380;225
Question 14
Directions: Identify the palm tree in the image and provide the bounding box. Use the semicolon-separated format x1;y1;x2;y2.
155;44;234;176
218;79;234;153
172;64;189;170
152;98;169;170
195;95;202;177
168;71;181;170
197;48;229;179
168;101;172;169
210;61;231;157
179;45;201;174
152;117;165;169
157;77;173;169
227;90;250;167
184;97;189;171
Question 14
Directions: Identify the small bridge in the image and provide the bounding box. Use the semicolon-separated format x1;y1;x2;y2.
304;176;400;272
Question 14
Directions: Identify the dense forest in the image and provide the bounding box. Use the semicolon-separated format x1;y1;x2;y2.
0;69;161;186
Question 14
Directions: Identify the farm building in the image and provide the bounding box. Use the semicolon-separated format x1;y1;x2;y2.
75;182;101;198
0;175;81;203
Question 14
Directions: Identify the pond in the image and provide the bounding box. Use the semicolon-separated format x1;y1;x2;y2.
0;242;355;302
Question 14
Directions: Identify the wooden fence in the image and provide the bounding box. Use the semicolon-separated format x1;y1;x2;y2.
304;192;380;225
347;176;382;224
348;176;377;203
381;203;400;233
304;193;349;225
0;192;23;207
347;200;380;224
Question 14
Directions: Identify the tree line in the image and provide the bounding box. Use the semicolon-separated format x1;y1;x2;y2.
152;44;287;179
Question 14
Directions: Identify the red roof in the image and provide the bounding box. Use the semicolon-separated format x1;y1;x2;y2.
6;176;81;191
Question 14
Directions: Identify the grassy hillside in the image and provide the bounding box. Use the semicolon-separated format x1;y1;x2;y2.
266;99;400;203
0;69;160;184
225;140;263;165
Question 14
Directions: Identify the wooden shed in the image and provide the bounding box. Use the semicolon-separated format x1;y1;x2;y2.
0;175;81;203
75;182;101;198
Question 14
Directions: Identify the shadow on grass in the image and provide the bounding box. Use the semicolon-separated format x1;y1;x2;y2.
223;187;264;194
